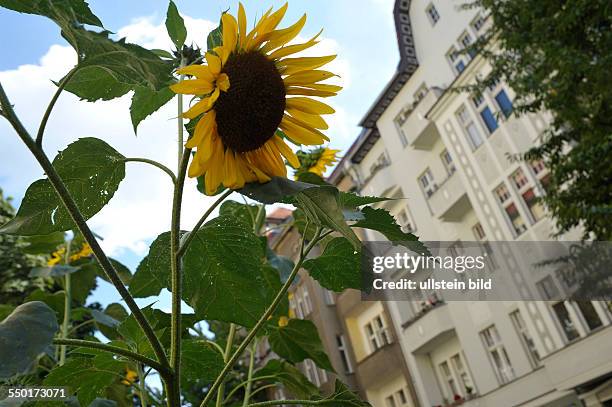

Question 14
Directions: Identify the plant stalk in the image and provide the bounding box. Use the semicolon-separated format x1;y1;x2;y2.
137;363;149;407
199;227;322;407
59;240;73;366
242;341;256;407
52;338;170;375
0;82;169;371
124;158;177;185
36;66;78;147
216;323;237;407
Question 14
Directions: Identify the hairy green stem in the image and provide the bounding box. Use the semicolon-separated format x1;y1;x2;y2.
217;323;237;407
224;375;277;403
124;158;177;184
177;57;186;169
137;363;148;407
0;82;169;372
52;338;170;376
36;66;78;147
169;148;191;407
59;240;73;366
247;384;277;400
242;341;256;407
200;227;323;407
177;189;232;257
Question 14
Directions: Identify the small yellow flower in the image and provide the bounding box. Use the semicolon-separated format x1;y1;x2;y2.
69;243;93;262
171;2;341;194
278;316;289;327
122;368;139;385
307;148;339;177
47;247;66;266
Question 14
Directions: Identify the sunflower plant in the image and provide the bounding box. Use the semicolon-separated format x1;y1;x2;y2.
0;1;424;406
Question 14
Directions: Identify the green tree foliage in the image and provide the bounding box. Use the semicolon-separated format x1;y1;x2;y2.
468;0;612;239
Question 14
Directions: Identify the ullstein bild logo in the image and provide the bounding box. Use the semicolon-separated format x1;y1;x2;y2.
361;241;612;302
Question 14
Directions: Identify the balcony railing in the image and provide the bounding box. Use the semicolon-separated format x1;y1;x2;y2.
427;170;472;222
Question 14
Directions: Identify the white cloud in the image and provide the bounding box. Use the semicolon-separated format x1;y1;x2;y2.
0;13;352;256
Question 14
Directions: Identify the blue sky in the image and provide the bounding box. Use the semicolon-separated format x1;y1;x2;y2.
0;0;398;309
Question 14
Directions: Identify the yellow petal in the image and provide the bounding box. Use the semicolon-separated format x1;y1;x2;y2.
170;78;214;95
268;29;322;59
186;110;216;149
271;135;299;168
285;109;328;130
188;153;203;178
206;52;222;76
213;45;231;66
286;87;337;97
238;3;247;48
205;146;225;194
245;160;272;183
261;14;307;53
183;99;209;120
297;83;343;93
280;116;327;145
245;7;273;50
286;97;335;115
208;87;220;107
222;13;238;53
223;150;240;188
177;65;215;82
217;73;230;92
279;55;336;76
283;70;338;86
257;3;288;39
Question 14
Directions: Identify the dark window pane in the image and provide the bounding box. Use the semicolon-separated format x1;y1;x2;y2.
480;107;499;134
495;90;513;118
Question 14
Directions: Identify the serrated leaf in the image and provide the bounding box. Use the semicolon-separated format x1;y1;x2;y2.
302;237;361;292
82;257;132;286
70;264;98;303
96;303;127;341
0;138;125;236
129;232;172;298
90;310;120;328
62;66;132;102
21;231;65;254
315;380;372;406
44;354;126;407
238;177;317;204
0;0;103;27
268;319;333;371
181;340;224;385
130;85;174;133
219;200;258;228
295;186;361;249
0;302;59;378
165;0;187;49
353;207;429;255
207;15;223;50
254;359;319;400
339;192;391;209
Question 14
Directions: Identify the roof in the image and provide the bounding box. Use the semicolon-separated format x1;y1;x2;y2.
266;207;293;222
341;0;419;166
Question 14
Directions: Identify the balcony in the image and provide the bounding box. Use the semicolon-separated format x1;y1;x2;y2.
427;171;472;222
355;341;406;389
360;160;397;196
403;303;455;354
398;88;443;150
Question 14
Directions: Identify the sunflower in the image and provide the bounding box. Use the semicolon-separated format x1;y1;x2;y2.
170;3;341;194
294;147;340;179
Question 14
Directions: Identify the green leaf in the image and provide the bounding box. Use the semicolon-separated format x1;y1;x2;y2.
89;399;117;407
0;138;125;236
339;192;391;209
0;301;59;378
0;0;103;27
96;303;127;340
165;0;187;49
70;263;99;303
21;231;65;254
129;232;172;298
26;290;66;320
268;319;333;371
182;216;274;327
238;177;317;204
219;200;259;228
315;380;372;406
82;257;132;286
62;66;132;102
207;15;224;50
44;354;126;407
295;186;361;249
90;310;120;328
254;359;319;400
353;207;429;255
0;305;14;321
302;237;361;292
130;85;175;133
181;340;224;384
29;265;80;278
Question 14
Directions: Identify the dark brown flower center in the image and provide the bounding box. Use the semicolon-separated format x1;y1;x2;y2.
215;50;286;153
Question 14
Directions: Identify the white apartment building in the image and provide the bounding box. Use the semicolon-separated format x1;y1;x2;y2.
331;1;612;406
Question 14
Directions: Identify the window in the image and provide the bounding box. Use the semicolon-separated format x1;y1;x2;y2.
425;3;440;25
472;223;498;270
293;285;313;318
439;361;461;398
511;169;529;189
529;160;551;192
418;168;438;198
471;14;485;32
495;89;513;118
386;389;411;407
495;183;528;236
511;168;545;222
447;47;466;75
438;354;475;399
336;335;353;373
364;315;392;353
385;396;397;407
459;32;476;58
397;209;414;233
510;310;541;368
303;359;327;387
472;94;485;107
494;183;511;204
370;153;389;176
480;325;515;384
551;301;580;341
451;354;475;396
456;106;483;150
575;301;603;331
322;288;335;305
472;223;486;240
479;106;499;134
440;149;456;175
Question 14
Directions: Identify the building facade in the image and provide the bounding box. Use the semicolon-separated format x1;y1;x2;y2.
329;1;612;407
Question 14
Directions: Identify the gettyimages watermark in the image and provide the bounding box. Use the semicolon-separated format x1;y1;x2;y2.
361;241;612;301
